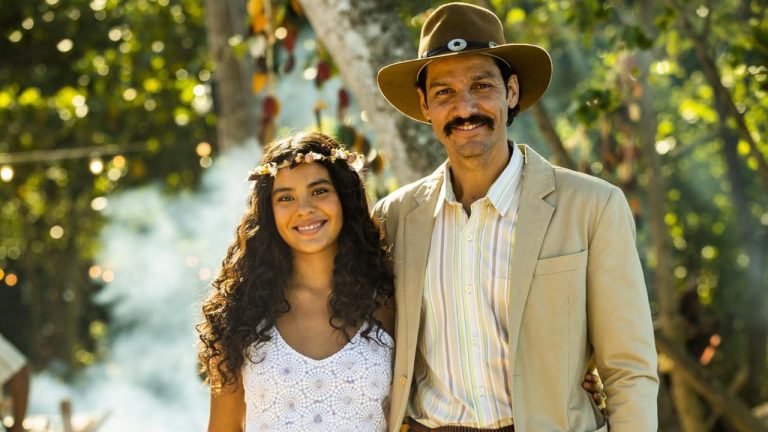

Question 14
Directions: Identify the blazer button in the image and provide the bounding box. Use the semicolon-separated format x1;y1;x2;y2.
399;375;408;386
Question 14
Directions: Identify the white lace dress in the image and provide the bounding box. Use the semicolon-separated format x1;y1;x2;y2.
242;325;393;432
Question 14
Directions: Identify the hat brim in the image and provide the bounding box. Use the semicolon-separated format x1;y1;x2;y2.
377;44;552;124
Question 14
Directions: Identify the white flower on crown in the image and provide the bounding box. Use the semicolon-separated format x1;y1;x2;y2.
350;155;365;172
333;149;347;160
304;152;322;163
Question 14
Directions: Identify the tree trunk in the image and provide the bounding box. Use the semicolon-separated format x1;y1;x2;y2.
204;0;259;150
632;0;708;429
716;99;767;406
297;0;443;182
635;54;707;432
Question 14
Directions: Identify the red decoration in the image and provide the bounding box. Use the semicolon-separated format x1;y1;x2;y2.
315;62;330;88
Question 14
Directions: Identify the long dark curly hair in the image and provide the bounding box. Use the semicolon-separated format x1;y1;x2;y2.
197;132;394;392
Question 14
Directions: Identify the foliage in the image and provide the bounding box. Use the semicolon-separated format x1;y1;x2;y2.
0;0;214;371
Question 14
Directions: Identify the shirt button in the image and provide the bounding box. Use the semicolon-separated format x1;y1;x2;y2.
471;334;479;345
465;284;472;294
466;234;473;241
399;375;408;386
477;386;485;396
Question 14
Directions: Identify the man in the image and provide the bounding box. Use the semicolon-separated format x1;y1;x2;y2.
0;333;29;432
373;3;658;431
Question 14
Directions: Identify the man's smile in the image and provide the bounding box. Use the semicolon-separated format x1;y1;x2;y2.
443;114;495;136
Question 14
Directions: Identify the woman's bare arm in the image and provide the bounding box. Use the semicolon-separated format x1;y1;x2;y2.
207;374;246;432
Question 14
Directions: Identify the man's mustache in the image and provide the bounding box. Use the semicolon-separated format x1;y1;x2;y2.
443;115;495;136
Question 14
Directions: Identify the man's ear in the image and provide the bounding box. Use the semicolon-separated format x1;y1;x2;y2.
507;74;520;110
417;88;430;122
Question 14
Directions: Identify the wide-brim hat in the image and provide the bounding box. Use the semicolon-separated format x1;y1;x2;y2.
377;2;552;124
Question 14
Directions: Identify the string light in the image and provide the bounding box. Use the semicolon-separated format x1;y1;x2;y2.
50;225;64;239
88;265;103;279
0;165;13;181
90;197;108;211
195;142;211;157
102;270;114;283
89;158;104;174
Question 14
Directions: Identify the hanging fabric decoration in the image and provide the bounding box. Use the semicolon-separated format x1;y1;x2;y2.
289;0;302;16
315;61;331;88
313;100;327;132
260;95;280;145
281;26;298;74
337;88;350;122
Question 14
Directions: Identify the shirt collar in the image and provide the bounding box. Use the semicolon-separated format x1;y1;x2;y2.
434;143;525;217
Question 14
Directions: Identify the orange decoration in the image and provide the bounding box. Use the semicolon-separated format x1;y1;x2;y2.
252;73;268;94
252;14;268;34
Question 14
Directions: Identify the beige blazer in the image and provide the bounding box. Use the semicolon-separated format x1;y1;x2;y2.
373;145;658;432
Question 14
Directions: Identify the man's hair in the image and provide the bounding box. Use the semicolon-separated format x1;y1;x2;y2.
416;57;521;126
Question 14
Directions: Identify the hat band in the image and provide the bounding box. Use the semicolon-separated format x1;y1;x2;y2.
415;38;512;84
421;39;499;58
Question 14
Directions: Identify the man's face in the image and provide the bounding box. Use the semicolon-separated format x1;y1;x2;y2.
418;54;519;161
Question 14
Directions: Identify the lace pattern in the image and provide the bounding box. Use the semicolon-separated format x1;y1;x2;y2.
242;325;393;432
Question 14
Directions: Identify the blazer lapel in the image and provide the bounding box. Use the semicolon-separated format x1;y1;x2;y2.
401;170;442;359
507;145;556;375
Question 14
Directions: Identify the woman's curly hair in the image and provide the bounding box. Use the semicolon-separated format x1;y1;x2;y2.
196;132;394;392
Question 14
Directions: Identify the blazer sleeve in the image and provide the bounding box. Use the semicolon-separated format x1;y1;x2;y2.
586;187;659;431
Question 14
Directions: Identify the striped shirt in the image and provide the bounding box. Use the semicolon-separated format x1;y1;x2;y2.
408;146;524;428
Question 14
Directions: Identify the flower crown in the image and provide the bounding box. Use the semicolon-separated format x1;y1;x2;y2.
248;148;365;180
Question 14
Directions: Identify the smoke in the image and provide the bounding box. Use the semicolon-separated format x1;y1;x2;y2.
29;142;259;431
25;26;357;431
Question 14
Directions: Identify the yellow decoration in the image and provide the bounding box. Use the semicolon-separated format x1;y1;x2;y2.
313;100;328;111
248;0;267;33
247;0;263;17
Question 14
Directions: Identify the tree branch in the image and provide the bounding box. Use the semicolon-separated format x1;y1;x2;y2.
655;332;768;432
529;103;576;170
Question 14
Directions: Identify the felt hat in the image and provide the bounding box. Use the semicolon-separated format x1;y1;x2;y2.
377;2;552;123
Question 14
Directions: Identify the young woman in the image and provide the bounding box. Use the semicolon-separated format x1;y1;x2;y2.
197;131;604;431
197;132;395;431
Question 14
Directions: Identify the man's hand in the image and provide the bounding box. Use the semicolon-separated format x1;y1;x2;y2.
581;372;607;414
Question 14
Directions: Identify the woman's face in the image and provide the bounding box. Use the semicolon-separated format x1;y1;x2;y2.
271;162;343;258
